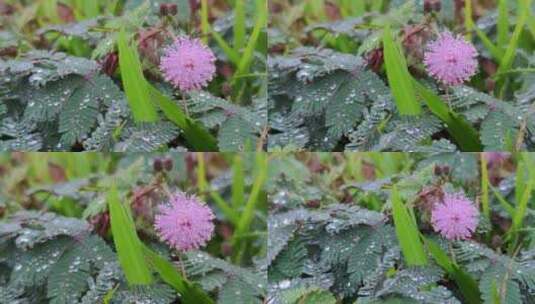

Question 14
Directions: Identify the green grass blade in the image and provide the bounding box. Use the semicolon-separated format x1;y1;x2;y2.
391;185;427;266
497;0;509;48
231;154;245;210
210;29;241;65
515;159;526;205
497;0;531;76
528;18;535;39
231;153;268;260
481;154;490;221
117;28;158;122
465;0;474;40
371;0;383;12
209;190;239;224
107;185;153;285
109;0;126;15
143;246;214;304
382;25;421;116
147;84;218;151
413;80;482;151
426;239;482;304
512;180;533;232
201;0;209;44
508;175;533;248
232;0;267;81
233;0;246;51
474;27;504;62
490;185;515;217
83;0;100;18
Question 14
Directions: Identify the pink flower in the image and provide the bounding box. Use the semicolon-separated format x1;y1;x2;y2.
160;37;216;92
431;192;479;240
424;32;478;86
154;192;215;251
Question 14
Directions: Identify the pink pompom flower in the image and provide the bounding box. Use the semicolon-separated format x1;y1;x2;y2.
160;37;216;92
431;192;479;240
154;192;215;251
424;32;478;86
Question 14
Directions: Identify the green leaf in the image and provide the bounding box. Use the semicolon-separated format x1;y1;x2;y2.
218;116;259;151
116;122;179;152
107;185;153;285
219;278;262;304
268;237;307;281
58;76;108;146
413;80;482;151
147;84;218;151
382;25;421;116
391;185;427;266
426;239;482;304
480;111;516;151
117;28;158;122
143;246;214;304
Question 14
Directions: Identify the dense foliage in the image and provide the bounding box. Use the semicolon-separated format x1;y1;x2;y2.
268;0;535;152
0;0;267;151
268;152;535;303
0;153;267;303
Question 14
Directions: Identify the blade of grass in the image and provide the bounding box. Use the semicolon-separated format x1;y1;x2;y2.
481;154;490;221
474;27;504;62
490;185;515;217
210;29;240;65
371;0;383;12
465;0;474;41
528;18;535;39
496;0;531;76
413;80;482;151
107;185;153;285
495;68;535;76
147;84;218;151
233;0;246;51
391;185;427;266
231;153;268;260
83;0;100;18
497;0;509;49
209;190;239;224
143;246;214;304
426;239;482;304
231;154;245;210
109;0;126;15
506;154;535;250
232;0;267;82
117;28;158;122
382;25;422;116
512;180;533;233
201;0;209;44
304;0;326;21
197;153;208;201
515;158;526;205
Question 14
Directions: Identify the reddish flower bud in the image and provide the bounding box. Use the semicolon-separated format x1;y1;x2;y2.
101;52;119;76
